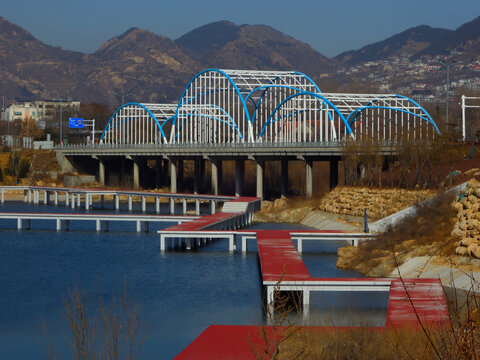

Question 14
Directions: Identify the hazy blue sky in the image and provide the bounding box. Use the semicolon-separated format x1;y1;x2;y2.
3;0;480;57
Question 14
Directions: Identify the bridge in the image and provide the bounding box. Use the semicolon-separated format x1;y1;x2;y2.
57;69;440;197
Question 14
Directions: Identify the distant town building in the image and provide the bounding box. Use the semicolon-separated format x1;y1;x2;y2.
1;100;80;128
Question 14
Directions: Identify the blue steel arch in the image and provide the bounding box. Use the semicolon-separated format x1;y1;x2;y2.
173;69;254;142
259;91;354;138
347;94;441;134
100;102;168;141
245;71;322;125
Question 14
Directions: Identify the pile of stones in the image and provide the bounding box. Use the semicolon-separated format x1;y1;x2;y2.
318;186;435;220
453;179;480;258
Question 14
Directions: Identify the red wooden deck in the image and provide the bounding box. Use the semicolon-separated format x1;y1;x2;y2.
162;212;240;231
172;204;450;359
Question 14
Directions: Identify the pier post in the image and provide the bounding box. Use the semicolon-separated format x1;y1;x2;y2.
266;286;274;323
54;191;58;206
235;159;244;197
141;196;146;212
329;158;339;189
195;199;200;215
256;159;264;199
297;238;303;254
170;159;177;194
160;234;166;251
133;159;140;190
43;190;48;204
229;235;234;252
186;238;192;251
115;195;120;210
305;158;313;198
182;198;187;214
24;189;27;202
99;158;105;187
128;195;133;211
281;159;288;198
170;198;175;215
28;189;32;203
17;218;22;229
71;193;75;209
96;219;101;231
65;191;69;206
210;200;216;214
155;197;160;213
77;194;81;207
303;290;310;320
136;220;141;233
85;194;90;210
56;219;61;231
242;235;247;253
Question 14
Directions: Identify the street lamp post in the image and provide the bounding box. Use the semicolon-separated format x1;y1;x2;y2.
440;59;457;127
54;97;70;145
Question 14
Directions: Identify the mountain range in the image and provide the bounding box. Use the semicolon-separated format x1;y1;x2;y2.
0;16;479;105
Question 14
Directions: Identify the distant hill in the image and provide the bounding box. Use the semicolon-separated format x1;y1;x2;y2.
176;21;333;74
335;16;480;65
1;15;480;105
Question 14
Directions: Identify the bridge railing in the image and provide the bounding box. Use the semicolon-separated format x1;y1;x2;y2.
55;140;404;150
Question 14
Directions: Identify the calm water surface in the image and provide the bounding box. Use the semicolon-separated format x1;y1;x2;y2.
0;201;388;359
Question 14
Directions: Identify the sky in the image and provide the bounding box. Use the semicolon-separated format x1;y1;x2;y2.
2;0;480;58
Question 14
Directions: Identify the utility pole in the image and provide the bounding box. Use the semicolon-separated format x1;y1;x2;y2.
440;58;457;128
53;96;71;145
112;89;132;106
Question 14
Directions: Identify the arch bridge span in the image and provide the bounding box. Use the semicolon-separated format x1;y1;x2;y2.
100;69;440;146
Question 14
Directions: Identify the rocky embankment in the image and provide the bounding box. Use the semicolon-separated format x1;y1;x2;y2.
454;179;480;258
318;186;435;220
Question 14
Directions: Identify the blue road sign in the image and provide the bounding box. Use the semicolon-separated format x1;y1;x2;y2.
69;118;84;128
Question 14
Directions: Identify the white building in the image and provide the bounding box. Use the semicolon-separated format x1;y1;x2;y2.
1;100;80;126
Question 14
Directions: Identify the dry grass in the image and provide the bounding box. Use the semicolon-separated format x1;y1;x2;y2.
337;190;458;276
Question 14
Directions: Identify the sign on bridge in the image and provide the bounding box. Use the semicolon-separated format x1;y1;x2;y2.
69;118;84;128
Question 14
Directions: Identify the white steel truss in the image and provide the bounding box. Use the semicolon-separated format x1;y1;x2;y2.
101;103;177;145
100;70;440;146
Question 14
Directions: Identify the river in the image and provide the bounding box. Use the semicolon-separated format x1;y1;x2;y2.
0;201;388;359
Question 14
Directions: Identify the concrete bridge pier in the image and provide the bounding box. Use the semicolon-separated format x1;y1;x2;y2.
211;159;222;195
98;158;105;186
133;158;140;190
170;158;177;193
305;158;313;198
235;159;245;196
256;159;265;199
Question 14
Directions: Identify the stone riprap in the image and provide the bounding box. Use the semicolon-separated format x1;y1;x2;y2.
318;186;436;220
453;179;480;258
